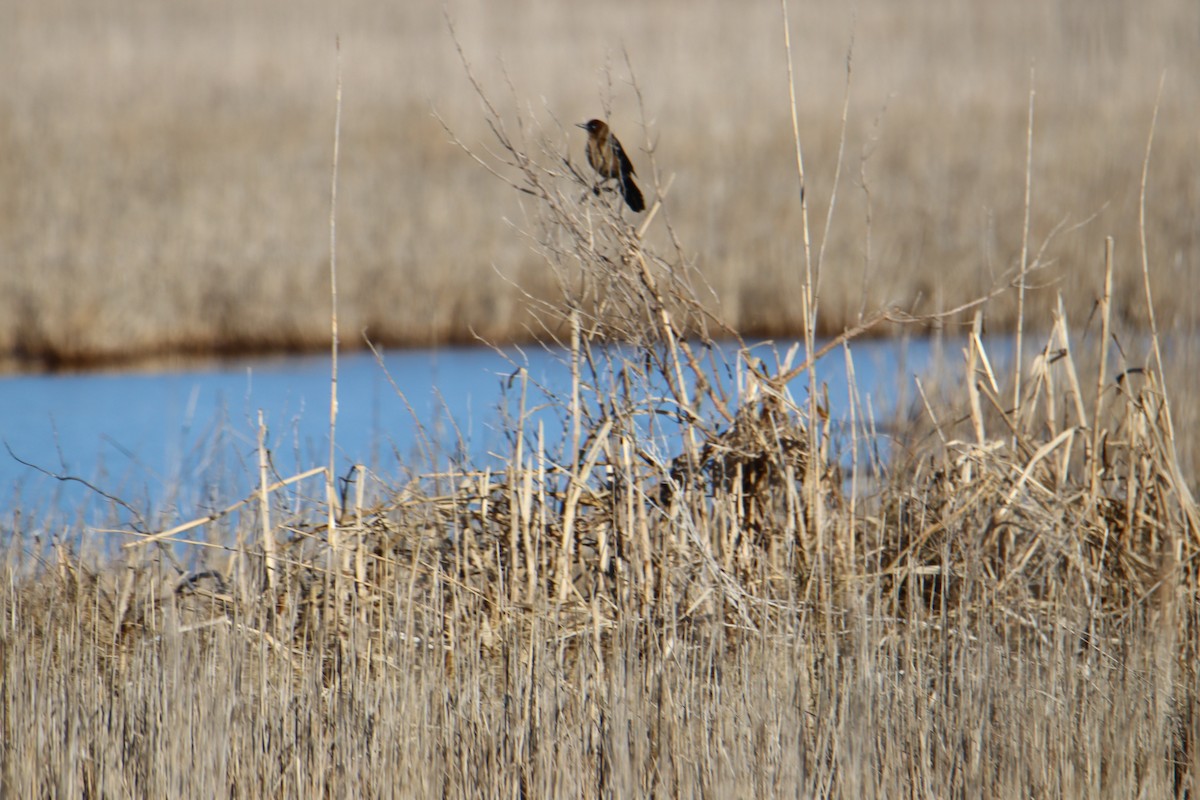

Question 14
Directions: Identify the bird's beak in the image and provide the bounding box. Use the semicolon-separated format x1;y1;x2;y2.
575;122;587;129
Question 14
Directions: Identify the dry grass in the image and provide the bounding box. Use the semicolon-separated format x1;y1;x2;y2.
5;47;1200;794
2;0;1199;368
3;281;1200;795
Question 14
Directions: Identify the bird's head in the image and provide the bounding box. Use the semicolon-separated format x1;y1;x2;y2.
576;119;607;134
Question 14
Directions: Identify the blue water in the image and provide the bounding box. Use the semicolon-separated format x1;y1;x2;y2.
0;338;967;529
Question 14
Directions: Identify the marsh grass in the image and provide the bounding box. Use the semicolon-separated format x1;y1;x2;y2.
5;31;1200;794
3;285;1200;795
2;0;1200;368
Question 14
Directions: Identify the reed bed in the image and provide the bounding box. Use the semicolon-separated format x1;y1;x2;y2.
4;57;1200;794
2;0;1200;368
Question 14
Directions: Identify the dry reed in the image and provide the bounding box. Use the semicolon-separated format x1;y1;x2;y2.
4;30;1200;793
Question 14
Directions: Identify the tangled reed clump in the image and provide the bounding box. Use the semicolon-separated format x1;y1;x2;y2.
878;312;1199;622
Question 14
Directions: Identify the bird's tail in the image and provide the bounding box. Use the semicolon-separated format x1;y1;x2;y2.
620;174;646;213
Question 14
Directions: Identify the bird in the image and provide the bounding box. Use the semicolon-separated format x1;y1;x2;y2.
576;119;645;213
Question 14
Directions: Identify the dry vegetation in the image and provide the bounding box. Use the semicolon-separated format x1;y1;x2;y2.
4;1;1200;796
5;156;1200;793
2;0;1199;368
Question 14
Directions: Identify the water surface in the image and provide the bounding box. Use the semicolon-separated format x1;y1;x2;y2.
1;337;971;528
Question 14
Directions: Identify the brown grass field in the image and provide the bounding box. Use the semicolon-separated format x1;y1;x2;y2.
1;0;1198;368
4;0;1200;796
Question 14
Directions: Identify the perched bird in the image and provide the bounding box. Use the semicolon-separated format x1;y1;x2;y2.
576;119;645;212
